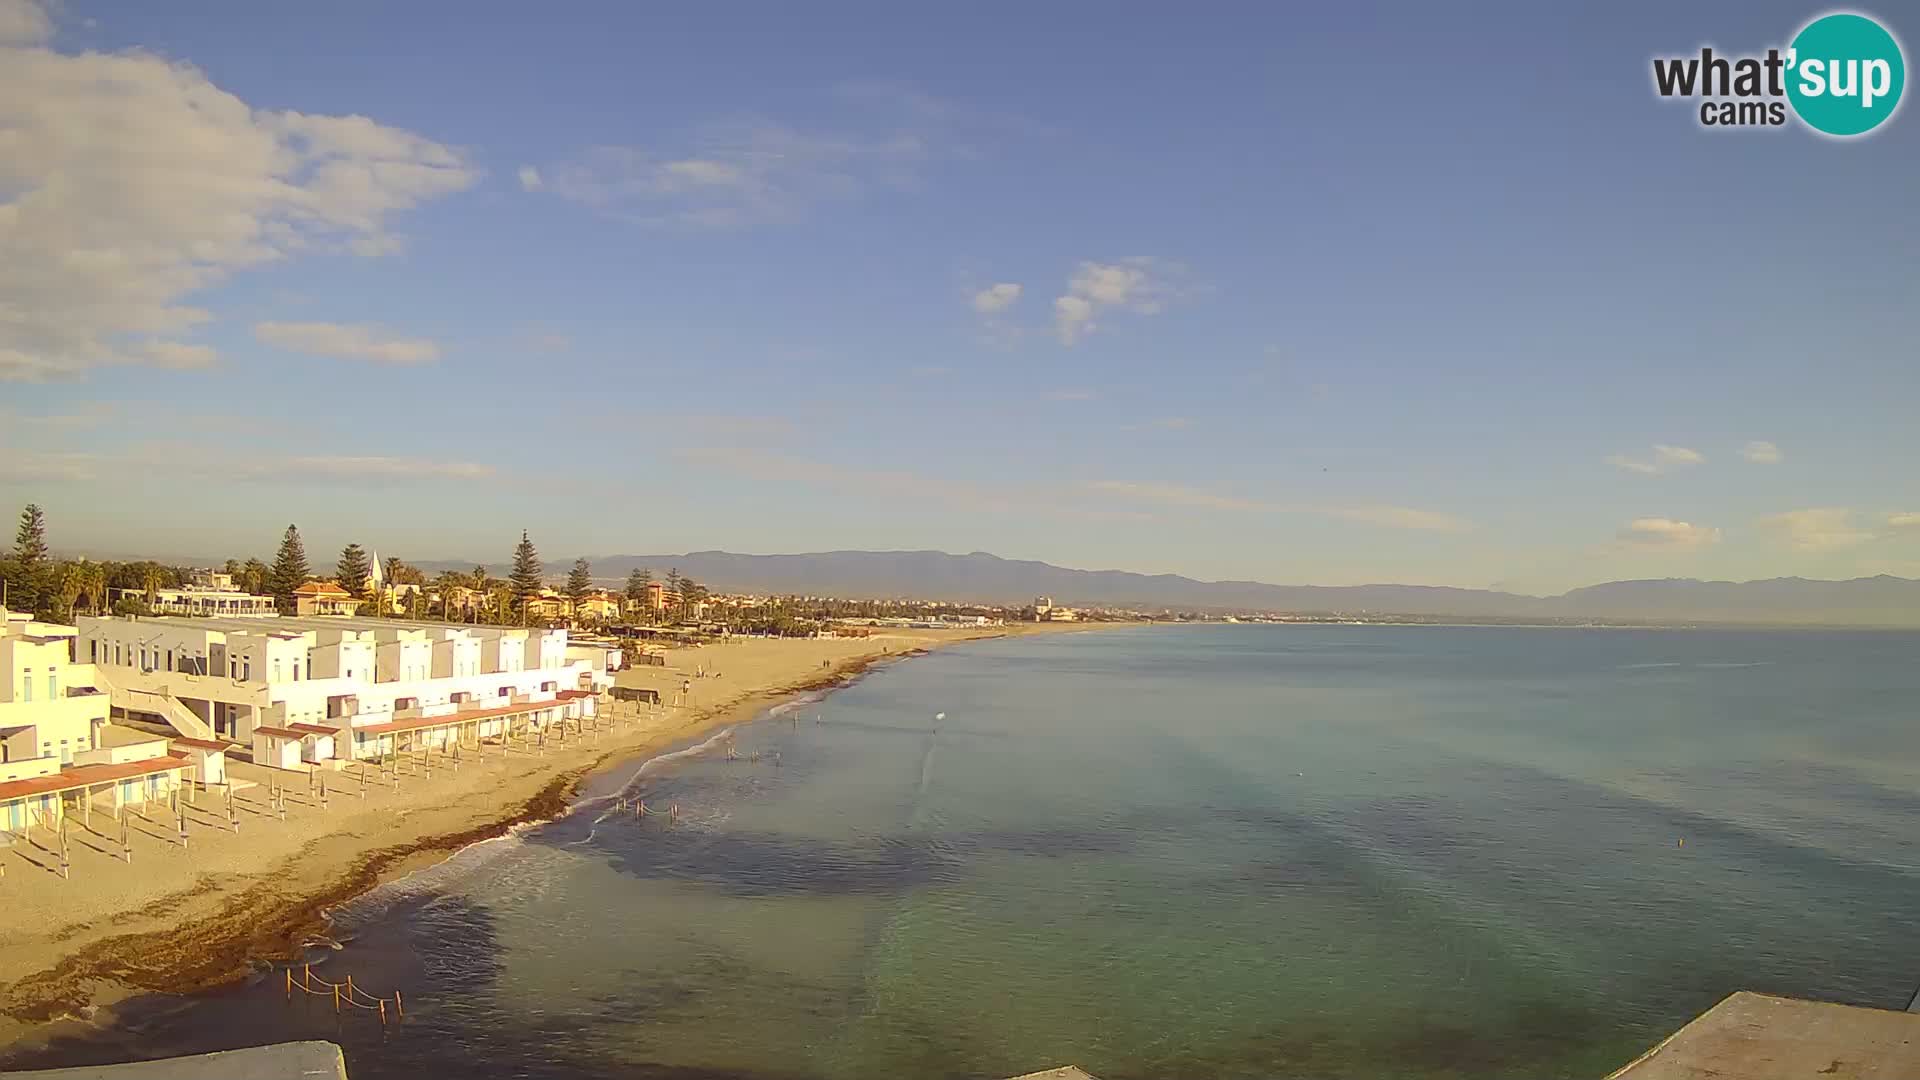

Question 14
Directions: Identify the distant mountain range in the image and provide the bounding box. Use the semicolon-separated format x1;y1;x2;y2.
412;549;1920;627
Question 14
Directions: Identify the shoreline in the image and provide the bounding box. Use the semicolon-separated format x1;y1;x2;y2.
0;624;1110;1050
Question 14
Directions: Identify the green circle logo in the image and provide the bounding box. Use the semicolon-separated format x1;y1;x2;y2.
1786;12;1905;136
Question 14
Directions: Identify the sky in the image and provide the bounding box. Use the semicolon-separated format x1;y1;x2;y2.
2;0;1916;595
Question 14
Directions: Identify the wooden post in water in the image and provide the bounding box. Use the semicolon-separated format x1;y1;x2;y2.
394;990;403;1017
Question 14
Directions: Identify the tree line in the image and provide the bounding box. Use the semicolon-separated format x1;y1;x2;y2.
3;503;962;634
0;505;713;629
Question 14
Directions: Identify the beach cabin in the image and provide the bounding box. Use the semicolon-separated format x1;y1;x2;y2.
290;723;337;764
170;737;229;786
2;741;190;838
611;686;661;706
252;726;307;771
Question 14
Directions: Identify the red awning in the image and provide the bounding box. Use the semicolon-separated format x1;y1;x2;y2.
0;753;190;803
353;697;571;736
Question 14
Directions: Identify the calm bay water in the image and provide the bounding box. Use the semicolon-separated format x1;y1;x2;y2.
9;625;1920;1079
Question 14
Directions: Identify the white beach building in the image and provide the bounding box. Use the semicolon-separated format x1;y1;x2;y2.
113;569;277;618
74;614;619;764
1;609;191;838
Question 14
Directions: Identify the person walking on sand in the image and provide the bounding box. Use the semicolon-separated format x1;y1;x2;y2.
681;678;692;706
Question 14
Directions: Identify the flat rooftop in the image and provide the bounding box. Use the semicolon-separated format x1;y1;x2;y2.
1608;992;1920;1079
89;615;548;639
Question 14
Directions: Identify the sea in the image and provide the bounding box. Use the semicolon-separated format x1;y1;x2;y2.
5;624;1918;1080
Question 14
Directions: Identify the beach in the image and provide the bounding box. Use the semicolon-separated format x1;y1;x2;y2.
0;624;1097;1047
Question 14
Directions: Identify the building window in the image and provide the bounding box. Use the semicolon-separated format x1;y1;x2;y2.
48;672;57;698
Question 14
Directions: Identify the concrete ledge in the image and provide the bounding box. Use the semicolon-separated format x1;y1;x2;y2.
0;1041;346;1080
1004;1070;1099;1080
1607;991;1920;1079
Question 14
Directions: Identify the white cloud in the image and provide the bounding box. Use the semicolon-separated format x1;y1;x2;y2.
267;456;493;482
1887;512;1920;531
0;447;491;485
971;283;1022;314
1093;482;1263;512
254;322;440;365
0;31;476;381
1053;295;1097;344
517;165;544;191
1616;517;1722;549
1758;508;1875;552
0;450;102;482
1741;440;1783;464
1053;258;1181;345
527;119;933;229
0;401;116;430
138;340;219;370
1092;480;1471;533
1606;444;1705;475
0;0;52;45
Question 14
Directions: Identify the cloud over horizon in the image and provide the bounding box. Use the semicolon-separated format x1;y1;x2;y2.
254;322;442;365
1091;481;1471;533
1054;258;1181;345
1606;445;1706;475
0;14;476;381
1758;507;1875;552
1616;517;1722;549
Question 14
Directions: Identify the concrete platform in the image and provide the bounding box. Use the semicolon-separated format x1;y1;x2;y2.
0;1041;345;1080
1003;1071;1098;1080
1608;992;1920;1079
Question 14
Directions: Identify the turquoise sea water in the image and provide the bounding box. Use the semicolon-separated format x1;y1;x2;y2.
8;625;1919;1079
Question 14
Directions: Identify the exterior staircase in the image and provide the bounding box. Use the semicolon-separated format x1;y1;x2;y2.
90;667;217;741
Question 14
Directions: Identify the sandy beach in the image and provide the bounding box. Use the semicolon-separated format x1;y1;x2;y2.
0;624;1104;1046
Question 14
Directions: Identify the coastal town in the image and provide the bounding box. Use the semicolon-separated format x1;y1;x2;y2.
0;503;1144;873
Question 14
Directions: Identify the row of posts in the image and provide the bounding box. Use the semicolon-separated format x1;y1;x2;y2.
15;694;644;881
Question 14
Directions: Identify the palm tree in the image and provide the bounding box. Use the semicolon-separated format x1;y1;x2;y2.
141;564;163;608
84;562;109;615
56;562;85;621
433;571;466;621
490;584;514;625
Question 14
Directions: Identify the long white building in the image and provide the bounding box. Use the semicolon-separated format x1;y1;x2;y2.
75;614;620;761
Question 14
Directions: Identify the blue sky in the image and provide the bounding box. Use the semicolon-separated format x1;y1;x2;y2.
1;0;1916;593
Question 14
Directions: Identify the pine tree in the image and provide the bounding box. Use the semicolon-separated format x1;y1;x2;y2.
269;525;311;614
567;558;594;605
336;543;372;595
6;503;50;614
509;531;542;624
13;504;48;566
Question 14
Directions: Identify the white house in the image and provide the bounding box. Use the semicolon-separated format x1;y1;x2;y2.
116;570;276;618
1;610;110;770
75;615;616;761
